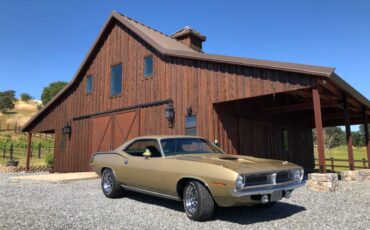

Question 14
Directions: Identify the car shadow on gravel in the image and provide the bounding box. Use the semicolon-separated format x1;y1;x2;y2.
213;202;306;225
124;192;306;224
125;192;184;212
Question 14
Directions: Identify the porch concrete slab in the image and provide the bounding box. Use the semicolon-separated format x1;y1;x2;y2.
10;172;99;182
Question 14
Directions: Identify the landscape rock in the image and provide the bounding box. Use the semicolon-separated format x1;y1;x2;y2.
307;173;338;192
340;170;367;181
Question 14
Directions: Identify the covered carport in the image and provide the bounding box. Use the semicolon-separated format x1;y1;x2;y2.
214;73;370;172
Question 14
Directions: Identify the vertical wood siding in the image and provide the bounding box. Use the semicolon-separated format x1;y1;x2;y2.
27;21;316;172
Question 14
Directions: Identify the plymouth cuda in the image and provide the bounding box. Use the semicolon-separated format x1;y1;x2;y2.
90;136;305;221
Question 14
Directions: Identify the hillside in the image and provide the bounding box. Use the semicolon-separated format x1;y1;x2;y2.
0;100;40;130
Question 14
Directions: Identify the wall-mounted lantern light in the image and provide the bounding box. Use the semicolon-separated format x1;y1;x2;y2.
186;106;193;116
165;103;175;128
62;124;72;135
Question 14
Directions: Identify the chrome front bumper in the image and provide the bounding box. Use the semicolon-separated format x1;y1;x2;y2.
231;180;306;197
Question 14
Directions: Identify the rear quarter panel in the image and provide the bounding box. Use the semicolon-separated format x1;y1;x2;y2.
90;152;128;183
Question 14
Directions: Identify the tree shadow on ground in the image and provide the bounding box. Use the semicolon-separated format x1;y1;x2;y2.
123;192;306;225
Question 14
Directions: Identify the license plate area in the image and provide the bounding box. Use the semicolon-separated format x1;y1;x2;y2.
270;190;283;202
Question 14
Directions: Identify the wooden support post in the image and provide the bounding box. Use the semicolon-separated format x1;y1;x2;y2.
343;94;355;170
363;107;370;168
312;88;326;173
38;143;42;159
26;133;32;171
330;157;335;172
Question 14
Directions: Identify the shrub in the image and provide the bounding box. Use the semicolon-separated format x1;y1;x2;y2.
45;153;54;166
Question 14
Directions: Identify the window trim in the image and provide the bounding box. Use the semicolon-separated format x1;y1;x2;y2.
123;138;164;158
143;55;154;78
85;75;93;95
110;63;123;98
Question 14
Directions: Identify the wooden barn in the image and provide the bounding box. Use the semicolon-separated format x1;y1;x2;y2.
22;11;370;173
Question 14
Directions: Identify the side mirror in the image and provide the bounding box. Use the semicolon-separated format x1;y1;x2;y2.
143;149;152;159
214;139;220;147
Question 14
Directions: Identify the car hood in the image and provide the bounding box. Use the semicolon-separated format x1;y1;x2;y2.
172;153;300;174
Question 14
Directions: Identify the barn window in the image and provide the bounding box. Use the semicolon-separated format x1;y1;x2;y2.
110;64;122;97
185;115;197;135
144;55;153;77
282;128;289;152
86;75;93;94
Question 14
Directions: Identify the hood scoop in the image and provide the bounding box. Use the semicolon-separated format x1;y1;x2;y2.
219;157;239;161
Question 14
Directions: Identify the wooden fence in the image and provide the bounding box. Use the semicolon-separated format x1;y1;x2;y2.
0;123;21;132
0;124;55;141
1;143;54;160
315;158;369;172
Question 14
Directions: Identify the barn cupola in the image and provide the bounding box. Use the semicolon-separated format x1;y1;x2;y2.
171;26;206;52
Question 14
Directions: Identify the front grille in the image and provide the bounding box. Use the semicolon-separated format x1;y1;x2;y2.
244;174;269;187
244;170;296;188
276;171;291;183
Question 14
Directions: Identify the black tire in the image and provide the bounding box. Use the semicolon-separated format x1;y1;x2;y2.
101;168;124;198
183;181;215;221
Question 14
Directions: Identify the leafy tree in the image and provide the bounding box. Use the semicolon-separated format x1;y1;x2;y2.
352;131;363;147
41;81;68;105
359;124;370;137
0;90;16;112
324;127;345;149
20;93;33;102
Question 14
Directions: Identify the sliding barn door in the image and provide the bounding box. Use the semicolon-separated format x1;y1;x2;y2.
91;110;140;153
91;115;113;152
113;110;139;148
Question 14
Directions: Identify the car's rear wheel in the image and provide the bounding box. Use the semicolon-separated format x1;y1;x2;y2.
101;168;124;198
183;181;214;221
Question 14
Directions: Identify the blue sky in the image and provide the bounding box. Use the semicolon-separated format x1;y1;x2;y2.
0;0;370;101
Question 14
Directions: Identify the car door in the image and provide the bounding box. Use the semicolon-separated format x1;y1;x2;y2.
120;139;166;193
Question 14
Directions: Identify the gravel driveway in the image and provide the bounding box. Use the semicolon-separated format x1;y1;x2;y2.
0;173;369;230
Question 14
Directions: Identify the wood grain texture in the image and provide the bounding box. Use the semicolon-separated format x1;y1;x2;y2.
26;21;317;172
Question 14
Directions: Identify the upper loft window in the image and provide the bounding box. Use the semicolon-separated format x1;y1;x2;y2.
185;115;197;136
110;64;122;97
144;56;153;77
86;75;93;94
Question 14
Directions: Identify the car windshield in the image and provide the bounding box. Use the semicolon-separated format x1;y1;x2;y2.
160;138;223;156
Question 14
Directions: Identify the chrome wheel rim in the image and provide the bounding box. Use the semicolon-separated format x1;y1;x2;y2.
103;173;113;194
184;184;198;215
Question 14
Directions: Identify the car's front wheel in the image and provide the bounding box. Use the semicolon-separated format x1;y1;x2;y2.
101;168;124;198
183;181;215;221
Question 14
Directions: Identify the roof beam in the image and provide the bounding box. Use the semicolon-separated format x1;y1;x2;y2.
261;101;340;114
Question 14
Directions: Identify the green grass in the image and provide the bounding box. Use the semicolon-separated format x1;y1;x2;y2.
315;145;368;171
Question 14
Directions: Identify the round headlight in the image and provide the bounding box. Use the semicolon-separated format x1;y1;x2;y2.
292;169;303;181
235;175;245;190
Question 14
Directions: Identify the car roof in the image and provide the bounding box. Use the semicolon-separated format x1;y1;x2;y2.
131;135;204;140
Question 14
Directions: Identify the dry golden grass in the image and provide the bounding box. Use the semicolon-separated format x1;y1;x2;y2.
0;100;39;129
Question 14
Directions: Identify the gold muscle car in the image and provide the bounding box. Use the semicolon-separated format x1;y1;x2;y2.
90;136;305;221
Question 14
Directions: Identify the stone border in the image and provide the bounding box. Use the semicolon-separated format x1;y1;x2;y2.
340;169;370;181
0;165;52;173
307;173;339;192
